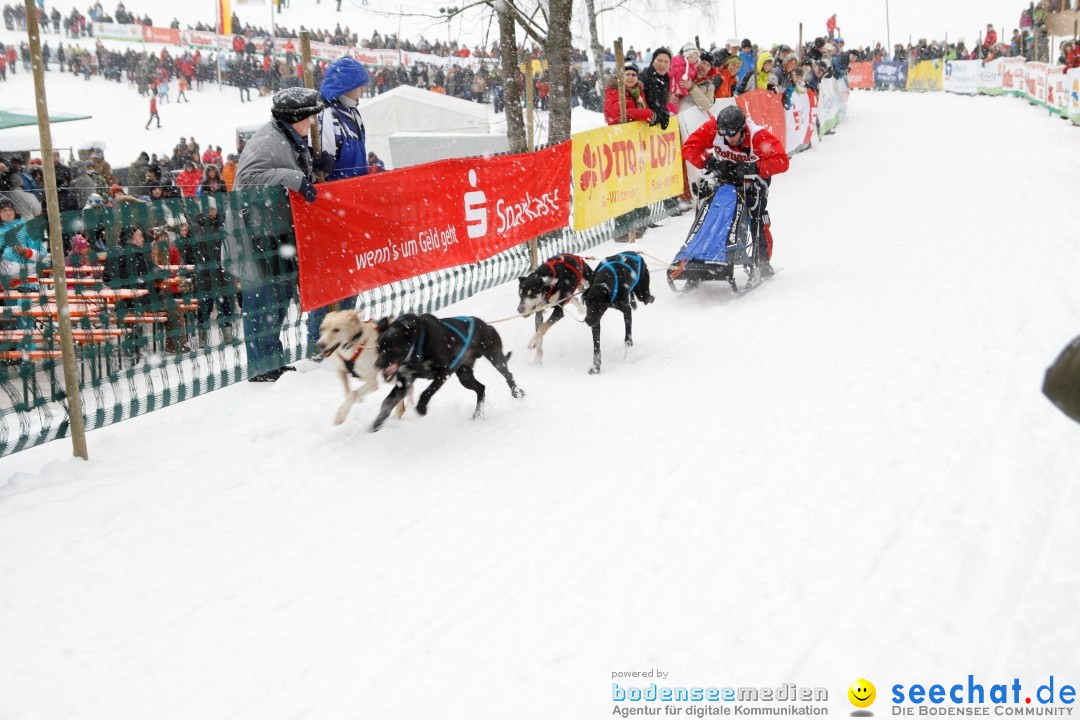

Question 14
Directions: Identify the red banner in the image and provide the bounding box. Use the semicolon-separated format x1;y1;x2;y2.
292;142;572;311
847;62;874;89
736;89;788;154
142;26;181;44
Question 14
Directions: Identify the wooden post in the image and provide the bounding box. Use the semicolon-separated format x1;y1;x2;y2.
523;59;538;271
24;0;87;461
300;31;338;311
614;38;626;123
301;32;321;168
799;23;803;58
613;38;636;243
524;60;535;152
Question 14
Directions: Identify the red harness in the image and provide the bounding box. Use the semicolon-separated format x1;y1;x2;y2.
337;341;365;366
542;254;586;303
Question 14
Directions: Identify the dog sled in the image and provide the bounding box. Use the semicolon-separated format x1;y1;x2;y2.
666;179;769;294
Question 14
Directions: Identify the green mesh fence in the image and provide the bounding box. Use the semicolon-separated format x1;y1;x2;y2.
0;187;674;458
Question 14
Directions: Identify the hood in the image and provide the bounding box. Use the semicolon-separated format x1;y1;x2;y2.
320;57;370;101
756;51;774;76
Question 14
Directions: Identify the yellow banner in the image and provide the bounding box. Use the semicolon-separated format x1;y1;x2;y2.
571;122;683;231
906;60;943;92
220;0;231;35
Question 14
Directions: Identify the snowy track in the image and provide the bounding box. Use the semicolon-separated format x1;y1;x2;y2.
2;92;1079;719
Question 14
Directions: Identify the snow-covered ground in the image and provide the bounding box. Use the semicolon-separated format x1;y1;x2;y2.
1;91;1079;719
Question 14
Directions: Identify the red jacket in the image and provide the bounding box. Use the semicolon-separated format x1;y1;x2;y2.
1067;46;1080;69
984;29;997;48
603;86;654;125
682;117;790;179
175;168;203;197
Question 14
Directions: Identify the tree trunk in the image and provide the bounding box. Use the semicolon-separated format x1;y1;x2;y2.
497;5;527;153
583;0;605;71
544;0;574;143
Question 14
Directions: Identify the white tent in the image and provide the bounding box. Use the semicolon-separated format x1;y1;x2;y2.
356;86;494;168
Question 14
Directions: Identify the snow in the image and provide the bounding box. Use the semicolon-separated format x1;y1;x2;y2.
2;90;1080;718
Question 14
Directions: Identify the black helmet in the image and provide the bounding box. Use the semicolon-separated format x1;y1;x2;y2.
271;87;326;124
716;105;746;137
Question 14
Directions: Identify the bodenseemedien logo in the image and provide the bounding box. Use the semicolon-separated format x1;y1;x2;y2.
849;679;877;716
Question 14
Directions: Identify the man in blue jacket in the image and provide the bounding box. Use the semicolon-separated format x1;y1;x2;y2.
308;55;372;352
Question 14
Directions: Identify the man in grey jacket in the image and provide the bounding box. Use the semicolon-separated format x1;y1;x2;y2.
69;161;96;208
226;87;324;382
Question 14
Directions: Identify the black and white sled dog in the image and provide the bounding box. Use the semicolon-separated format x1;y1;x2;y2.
581;251;655;375
316;310;411;425
517;253;594;359
371;313;525;432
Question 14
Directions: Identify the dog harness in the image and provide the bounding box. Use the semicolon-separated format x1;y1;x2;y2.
542;254;587;303
441;317;476;372
595;252;644;303
406;317;475;372
336;330;366;377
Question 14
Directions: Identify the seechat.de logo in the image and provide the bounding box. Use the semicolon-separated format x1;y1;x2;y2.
850;679;877;716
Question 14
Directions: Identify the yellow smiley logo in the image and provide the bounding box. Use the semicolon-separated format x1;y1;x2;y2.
848;679;876;709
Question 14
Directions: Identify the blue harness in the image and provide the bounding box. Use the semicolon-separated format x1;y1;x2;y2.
595;252;644;303
408;317;476;372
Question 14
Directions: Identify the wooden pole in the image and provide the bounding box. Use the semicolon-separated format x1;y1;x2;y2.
300;31;338;311
301;32;320;166
524;59;538;271
614;37;626;123
524;60;535;153
613;38;635;244
799;23;803;58
24;0;87;460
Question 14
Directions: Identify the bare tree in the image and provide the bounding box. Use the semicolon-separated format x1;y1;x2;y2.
496;3;527;152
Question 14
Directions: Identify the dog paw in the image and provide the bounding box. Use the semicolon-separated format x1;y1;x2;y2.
643;294;655;305
416;404;428;416
512;388;525;399
526;333;543;350
588;365;601;375
368;422;383;433
472;407;484;420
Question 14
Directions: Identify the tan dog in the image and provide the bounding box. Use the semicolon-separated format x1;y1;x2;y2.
316;311;410;425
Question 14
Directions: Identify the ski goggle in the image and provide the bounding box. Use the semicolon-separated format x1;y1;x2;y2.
719;126;742;138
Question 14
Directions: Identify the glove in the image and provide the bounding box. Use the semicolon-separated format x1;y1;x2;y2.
299;177;318;204
315;151;336;175
659;112;670;130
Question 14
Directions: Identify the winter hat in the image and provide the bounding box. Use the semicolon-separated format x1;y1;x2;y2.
320;56;371;101
0;196;15;211
624;61;640;74
699;51;716;66
206;196;218;211
681;42;699;56
723;54;743;70
84;193;104;208
651;47;672;62
71;235;91;254
741;39;753;50
271;87;326;124
109;184;124;196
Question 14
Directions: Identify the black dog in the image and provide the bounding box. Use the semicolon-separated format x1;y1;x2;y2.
581;251;654;374
371;313;524;431
517;253;594;360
